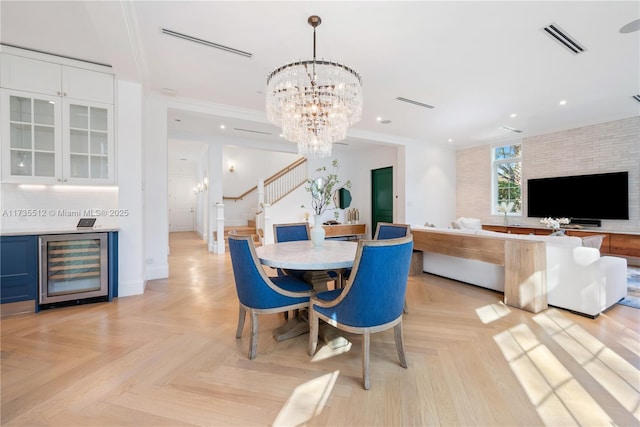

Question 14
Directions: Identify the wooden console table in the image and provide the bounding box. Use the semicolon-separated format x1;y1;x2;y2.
412;228;547;313
483;224;640;266
322;223;367;240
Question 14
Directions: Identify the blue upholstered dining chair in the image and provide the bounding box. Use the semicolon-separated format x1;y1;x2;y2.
273;222;311;243
228;234;314;360
343;222;412;312
308;235;414;390
374;222;411;240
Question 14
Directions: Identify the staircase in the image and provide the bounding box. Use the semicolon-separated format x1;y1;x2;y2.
223;219;261;247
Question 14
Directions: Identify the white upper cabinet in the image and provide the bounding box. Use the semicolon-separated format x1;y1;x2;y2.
1;49;115;184
1;53;113;103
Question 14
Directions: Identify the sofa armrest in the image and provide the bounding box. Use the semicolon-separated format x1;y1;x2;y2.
599;256;628;310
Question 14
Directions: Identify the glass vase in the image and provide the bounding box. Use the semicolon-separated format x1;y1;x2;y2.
310;214;326;247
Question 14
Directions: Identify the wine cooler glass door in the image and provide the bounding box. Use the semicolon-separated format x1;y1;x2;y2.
39;233;108;305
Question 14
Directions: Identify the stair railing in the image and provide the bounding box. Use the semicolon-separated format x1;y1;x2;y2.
223;157;308;204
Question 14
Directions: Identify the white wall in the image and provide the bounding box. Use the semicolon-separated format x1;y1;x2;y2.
404;142;457;228
222;146;299;227
143;95;169;280
116;80;145;297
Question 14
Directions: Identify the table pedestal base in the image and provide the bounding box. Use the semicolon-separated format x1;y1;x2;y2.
303;271;332;292
273;315;309;341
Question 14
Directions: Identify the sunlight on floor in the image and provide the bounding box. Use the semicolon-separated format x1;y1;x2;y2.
475;302;512;324
534;309;640;422
311;341;353;362
272;371;339;426
494;323;613;426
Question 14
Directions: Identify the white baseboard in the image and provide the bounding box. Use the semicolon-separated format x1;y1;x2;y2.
117;279;146;297
146;264;168;280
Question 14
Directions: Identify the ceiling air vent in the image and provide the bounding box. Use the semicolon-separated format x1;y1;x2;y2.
395;97;435;109
633;95;640;103
162;28;252;58
499;126;523;134
233;128;272;135
542;23;587;55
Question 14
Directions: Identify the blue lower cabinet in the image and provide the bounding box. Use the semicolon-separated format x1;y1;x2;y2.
0;235;37;304
108;231;118;299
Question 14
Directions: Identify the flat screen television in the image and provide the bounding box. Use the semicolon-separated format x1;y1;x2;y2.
527;172;629;220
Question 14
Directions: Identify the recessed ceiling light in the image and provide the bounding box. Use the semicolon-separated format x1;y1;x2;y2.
376;116;382;122
559;100;567;105
279;133;284;137
510;113;517;118
220;124;226;129
448;138;453;143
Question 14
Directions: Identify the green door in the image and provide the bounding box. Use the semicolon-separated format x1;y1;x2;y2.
371;167;393;234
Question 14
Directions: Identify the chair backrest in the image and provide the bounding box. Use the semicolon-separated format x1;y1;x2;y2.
374;222;411;240
327;235;414;327
273;222;310;243
228;235;308;309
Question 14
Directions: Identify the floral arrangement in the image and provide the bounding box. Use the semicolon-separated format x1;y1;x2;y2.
302;159;351;216
497;201;514;225
540;217;570;230
497;201;514;214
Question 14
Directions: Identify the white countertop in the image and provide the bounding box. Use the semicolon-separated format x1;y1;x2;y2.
1;227;119;237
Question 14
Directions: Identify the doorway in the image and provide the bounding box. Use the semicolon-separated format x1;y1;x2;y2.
371;166;393;234
168;175;196;232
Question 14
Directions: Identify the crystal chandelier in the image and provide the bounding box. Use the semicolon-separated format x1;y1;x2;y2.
266;15;363;158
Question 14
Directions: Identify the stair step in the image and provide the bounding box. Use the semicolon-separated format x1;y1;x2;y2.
220;225;260;245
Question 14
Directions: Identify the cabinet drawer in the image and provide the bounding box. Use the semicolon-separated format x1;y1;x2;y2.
0;235;38;304
609;234;640;257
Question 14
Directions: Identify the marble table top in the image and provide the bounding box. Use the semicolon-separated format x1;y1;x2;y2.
255;240;358;270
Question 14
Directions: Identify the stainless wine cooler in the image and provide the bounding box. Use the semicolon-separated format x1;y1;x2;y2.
39;233;109;306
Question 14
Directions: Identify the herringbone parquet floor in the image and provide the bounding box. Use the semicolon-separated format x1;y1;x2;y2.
1;232;638;426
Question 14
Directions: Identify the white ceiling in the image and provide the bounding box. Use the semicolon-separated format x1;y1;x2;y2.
2;1;639;154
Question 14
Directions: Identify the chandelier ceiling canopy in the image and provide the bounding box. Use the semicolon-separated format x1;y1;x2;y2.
266;15;363;158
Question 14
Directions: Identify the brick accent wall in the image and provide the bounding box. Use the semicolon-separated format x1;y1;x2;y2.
456;116;640;232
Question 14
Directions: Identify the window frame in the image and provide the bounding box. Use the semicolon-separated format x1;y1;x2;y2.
492;141;522;216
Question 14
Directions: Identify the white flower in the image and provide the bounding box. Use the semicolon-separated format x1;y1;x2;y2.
497;201;514;214
540;217;570;230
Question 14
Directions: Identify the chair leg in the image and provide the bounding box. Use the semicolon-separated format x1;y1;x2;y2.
394;321;408;368
403;299;409;314
249;311;258;360
308;308;319;356
236;304;246;338
362;331;371;390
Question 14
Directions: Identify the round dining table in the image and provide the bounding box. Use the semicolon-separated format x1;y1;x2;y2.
256;239;357;275
255;239;358;346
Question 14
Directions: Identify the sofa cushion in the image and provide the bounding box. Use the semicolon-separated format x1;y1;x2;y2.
581;234;605;250
452;217;482;230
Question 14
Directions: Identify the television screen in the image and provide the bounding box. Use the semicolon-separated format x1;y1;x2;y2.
527;172;629;220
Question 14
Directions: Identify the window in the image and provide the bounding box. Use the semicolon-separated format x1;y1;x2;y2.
493;142;522;214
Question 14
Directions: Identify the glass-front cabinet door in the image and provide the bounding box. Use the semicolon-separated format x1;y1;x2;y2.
63;100;113;184
1;89;114;184
1;89;62;183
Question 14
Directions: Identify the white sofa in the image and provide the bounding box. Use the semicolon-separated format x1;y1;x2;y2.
413;226;628;317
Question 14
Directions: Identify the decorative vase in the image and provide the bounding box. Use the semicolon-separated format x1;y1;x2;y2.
310;214;326;247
